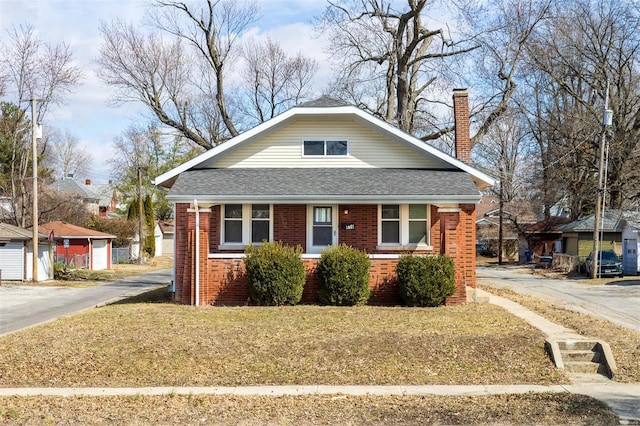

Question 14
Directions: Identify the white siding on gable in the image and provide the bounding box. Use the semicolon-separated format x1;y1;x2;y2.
211;118;442;169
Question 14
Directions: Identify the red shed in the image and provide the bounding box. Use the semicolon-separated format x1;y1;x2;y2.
39;221;116;270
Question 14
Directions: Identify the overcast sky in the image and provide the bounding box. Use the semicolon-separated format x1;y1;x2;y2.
0;0;332;182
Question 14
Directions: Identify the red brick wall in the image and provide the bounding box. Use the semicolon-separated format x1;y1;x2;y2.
274;204;306;248
203;256;402;306
338;204;377;252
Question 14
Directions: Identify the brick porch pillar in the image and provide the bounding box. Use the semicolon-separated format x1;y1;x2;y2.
439;207;466;305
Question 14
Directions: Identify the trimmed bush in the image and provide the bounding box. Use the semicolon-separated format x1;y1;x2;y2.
317;244;371;306
396;254;456;307
244;241;305;306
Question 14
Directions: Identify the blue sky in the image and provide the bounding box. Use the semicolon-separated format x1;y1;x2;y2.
0;0;332;182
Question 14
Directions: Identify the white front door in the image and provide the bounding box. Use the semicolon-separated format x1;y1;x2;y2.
307;205;338;253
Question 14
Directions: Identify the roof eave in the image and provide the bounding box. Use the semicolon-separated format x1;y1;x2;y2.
166;194;482;205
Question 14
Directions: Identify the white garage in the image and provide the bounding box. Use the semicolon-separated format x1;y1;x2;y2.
0;241;25;280
0;222;53;282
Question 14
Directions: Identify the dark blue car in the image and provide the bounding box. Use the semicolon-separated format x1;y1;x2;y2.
585;250;623;278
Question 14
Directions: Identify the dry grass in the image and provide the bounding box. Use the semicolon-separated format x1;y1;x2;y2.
480;285;640;383
0;303;567;388
0;393;618;425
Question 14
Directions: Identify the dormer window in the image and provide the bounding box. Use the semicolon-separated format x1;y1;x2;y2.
303;139;348;156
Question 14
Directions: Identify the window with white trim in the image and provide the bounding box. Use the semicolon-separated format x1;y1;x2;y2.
222;204;272;246
378;204;430;246
303;139;348;156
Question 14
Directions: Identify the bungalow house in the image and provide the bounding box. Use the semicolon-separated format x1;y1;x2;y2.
39;221;115;270
154;90;494;306
0;222;53;281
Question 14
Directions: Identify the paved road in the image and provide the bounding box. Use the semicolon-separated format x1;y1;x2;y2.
0;269;172;336
477;266;640;331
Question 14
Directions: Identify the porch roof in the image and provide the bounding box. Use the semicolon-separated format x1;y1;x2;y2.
166;168;481;204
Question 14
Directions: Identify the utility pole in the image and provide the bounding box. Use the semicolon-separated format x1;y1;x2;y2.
591;81;613;279
137;166;145;264
28;98;43;282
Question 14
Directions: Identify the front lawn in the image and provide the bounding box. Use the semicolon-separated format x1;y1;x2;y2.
0;303;566;387
0;394;617;425
480;285;640;383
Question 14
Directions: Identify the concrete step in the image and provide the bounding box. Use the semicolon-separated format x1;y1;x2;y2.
560;349;601;363
557;340;598;351
564;361;601;374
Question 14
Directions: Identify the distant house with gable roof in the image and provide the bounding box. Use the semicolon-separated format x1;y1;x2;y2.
50;176;118;217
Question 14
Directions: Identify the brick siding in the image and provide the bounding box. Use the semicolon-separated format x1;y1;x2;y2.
173;202;476;306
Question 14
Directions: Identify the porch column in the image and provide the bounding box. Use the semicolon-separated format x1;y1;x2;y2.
438;207;466;305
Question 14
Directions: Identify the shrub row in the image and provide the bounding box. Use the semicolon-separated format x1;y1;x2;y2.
243;242;456;307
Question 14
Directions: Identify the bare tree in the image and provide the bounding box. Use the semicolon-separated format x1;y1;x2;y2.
109;124;200;220
97;0;259;150
319;0;480;136
0;24;82;227
41;128;93;179
239;37;317;124
519;0;640;218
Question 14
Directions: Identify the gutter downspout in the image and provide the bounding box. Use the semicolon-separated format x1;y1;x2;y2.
194;199;200;306
170;203;176;293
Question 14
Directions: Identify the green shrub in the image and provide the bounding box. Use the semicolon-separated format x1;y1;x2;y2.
317;244;371;306
244;241;305;306
396;254;456;307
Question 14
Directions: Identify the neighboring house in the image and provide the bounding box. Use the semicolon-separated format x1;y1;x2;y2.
154;90;494;306
475;195;538;261
155;221;174;256
557;210;624;258
0;222;53;281
49;177;118;217
39;221;115;270
522;216;572;259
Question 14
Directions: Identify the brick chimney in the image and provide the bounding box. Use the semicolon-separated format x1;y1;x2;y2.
85;179;91;185
453;88;471;164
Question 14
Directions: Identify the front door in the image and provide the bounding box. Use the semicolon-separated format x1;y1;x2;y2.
307;205;337;253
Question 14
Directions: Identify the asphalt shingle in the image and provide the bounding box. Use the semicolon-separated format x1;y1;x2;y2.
168;168;479;199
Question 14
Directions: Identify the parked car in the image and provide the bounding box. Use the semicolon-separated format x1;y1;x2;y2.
585;250;623;278
476;243;497;257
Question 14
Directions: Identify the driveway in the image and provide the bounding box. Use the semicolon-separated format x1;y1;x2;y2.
477;266;640;331
0;269;172;336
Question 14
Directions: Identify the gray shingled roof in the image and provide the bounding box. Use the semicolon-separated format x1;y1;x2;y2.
557;209;625;232
50;178;113;207
298;96;351;108
50;178;93;199
167;168;480;202
0;222;46;241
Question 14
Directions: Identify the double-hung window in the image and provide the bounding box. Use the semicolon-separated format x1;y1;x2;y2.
303;140;348;156
222;204;272;246
379;204;430;247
